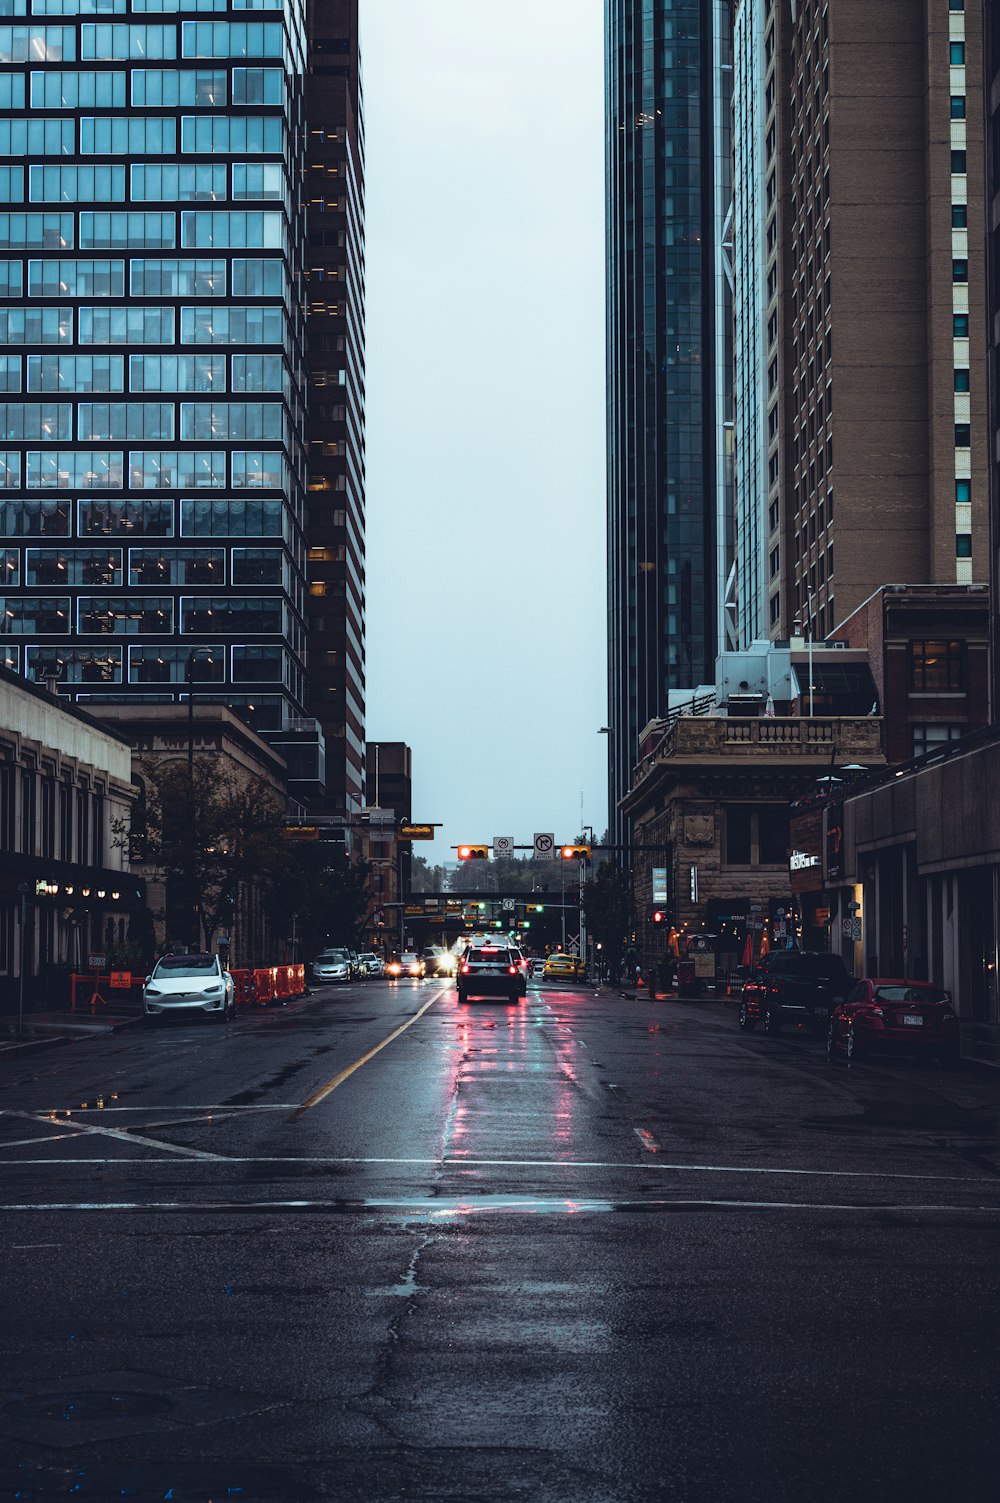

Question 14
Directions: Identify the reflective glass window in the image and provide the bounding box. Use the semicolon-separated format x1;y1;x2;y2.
129;352;224;391
231;450;283;489
78;401;174;440
231;546;281;584
180;401;283;440
79;212;175;249
180;21;282;57
29;164;126;201
26;449;123;488
181;594;281;633
0;595;70;632
28;258;123;296
231;257;283;296
180;495;282;535
79;306;175;344
179;209;285;250
0;212;72;249
231;66;281;103
25;645;122;683
0;546;17;584
30;69;125;106
0;400;71;438
28;353;123;390
131;163;226;202
0;448;18;484
78;496;172;535
78;595;172;634
0;354;19;390
231;353;283;392
80;23;175;57
129;545;223;583
130;65;224;104
179;304;282;344
129;256;223;295
0;72;24;107
232;162;283;201
129;448;224;488
25;546;122;584
0;305;70;341
0;165;21;200
0;497;69;534
180;114;282;154
0;26;74;60
0;117;74;154
128;643;224;684
0;259;20;294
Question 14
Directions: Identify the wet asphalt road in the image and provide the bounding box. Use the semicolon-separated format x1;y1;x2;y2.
1;978;999;1503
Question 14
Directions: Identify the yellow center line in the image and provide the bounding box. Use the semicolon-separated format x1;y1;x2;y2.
292;985;449;1118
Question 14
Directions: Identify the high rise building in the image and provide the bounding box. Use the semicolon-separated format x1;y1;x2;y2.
605;0;735;844
987;0;1000;716
733;0;989;645
303;0;366;816
0;0;314;759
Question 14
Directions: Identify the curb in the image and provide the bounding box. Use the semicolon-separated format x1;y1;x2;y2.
111;1014;147;1034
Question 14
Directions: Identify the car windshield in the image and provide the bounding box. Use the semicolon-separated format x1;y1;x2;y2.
321;950;348;960
155;955;217;978
875;985;948;1004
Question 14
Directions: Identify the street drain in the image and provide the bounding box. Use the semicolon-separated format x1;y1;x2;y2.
4;1391;173;1423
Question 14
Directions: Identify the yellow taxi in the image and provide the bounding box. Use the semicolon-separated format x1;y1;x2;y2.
542;951;586;981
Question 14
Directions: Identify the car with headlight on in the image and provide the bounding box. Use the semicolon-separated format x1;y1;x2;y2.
542;952;586;982
828;978;959;1065
310;948;352;984
424;947;456;977
143;952;235;1023
386;952;425;979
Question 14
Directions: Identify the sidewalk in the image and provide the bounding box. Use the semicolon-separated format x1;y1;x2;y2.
0;1008;145;1058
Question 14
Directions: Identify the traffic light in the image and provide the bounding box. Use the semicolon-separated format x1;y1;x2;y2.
526;903;544;913
653;911;666;924
457;844;489;861
560;844;592;860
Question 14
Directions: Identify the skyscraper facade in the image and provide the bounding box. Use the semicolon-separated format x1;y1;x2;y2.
605;0;734;843
0;0;312;746
303;0;365;816
987;0;1000;716
733;0;990;644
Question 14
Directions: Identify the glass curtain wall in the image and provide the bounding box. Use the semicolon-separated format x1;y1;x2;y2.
0;0;309;738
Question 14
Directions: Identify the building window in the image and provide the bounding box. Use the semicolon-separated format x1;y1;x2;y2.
952;259;968;282
950;96;966;119
956;478;972;503
950;151;967;174
908;640;965;692
953;313;969;336
956;534;972;558
951;204;968;229
955;423;971;446
724;807;789;868
911;724;963;757
954;369;970;392
949;42;965;65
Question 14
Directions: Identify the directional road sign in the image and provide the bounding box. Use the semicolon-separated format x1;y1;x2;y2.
493;836;514;858
533;832;555;860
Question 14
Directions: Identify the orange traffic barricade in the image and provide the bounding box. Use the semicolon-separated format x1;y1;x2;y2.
274;966;291;1002
252;967;276;1005
230;969;255;1008
291;963;305;996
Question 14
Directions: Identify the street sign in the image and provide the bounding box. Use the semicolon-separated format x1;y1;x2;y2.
502;898;515;912
87;953;106;970
399;823;435;840
852;918;862;941
652;867;668;902
493;835;514;858
286;826;320;841
533;832;555;860
109;971;132;989
842;918;852;938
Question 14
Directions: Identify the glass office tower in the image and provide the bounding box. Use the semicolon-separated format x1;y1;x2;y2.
0;0;310;747
605;0;734;844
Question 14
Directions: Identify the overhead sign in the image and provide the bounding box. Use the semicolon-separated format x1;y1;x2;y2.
493;836;514;859
399;822;435;840
287;826;319;841
652;867;668;903
502;898;515;912
533;832;555;860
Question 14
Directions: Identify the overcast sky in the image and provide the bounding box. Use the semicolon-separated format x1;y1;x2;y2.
362;0;609;865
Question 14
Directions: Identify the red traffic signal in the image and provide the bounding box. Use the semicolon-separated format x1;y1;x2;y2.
560;844;592;860
458;844;489;861
653;911;666;924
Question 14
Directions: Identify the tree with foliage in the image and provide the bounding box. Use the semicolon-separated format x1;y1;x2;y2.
581;860;636;983
409;854;449;893
264;840;372;959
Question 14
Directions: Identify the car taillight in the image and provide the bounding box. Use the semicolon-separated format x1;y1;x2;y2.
868;1005;884;1019
508;965;517;975
461;963;470;974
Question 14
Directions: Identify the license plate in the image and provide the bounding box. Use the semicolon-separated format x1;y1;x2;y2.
902;1014;923;1027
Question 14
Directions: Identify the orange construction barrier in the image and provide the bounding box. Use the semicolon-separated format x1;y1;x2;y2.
291;963;305;996
230;969;255;1008
252;967;276;1005
274;966;292;1001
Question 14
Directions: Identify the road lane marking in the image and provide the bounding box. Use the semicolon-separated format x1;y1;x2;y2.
292;986;449;1116
0;1153;992;1185
1;1110;225;1161
0;1197;998;1217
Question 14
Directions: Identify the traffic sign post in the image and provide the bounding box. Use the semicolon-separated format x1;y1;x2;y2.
533;833;555;861
493;836;514;859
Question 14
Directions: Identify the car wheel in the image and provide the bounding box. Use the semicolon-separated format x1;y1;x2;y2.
763;1002;781;1036
457;989;468;1004
738;1001;756;1032
846;1026;864;1062
826;1024;839;1062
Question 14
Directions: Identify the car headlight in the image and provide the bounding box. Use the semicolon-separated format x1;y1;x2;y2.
145;986;161;997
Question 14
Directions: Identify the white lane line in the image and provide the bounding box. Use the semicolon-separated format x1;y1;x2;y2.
1;1110;226;1162
0;1153;993;1185
294;986;450;1115
0;1197;998;1216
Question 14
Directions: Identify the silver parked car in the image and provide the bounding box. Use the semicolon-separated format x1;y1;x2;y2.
311;948;352;984
356;952;382;977
143;952;235;1023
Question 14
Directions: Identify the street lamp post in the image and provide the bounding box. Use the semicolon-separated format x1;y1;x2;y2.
16;881;28;1039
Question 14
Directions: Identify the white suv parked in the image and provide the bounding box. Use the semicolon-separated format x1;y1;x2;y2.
143;953;235;1023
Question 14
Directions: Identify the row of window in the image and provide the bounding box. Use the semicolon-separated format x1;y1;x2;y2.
0;114;286;157
6;255;284;297
0;447;287;488
1;0;289;16
0;495;290;535
0;208;287;250
0;592;289;632
0;304;285;344
1;543;286;584
0;399;288;440
16;352;285;392
9;641;292;685
0;20;288;61
7;162;286;206
28;64;282;108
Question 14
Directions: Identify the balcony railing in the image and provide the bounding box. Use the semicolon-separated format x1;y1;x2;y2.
631;715;884;791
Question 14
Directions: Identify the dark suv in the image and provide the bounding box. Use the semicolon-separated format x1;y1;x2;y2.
739;951;852;1036
457;944;524;1004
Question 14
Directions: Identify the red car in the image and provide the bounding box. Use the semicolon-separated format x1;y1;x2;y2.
827;978;959;1065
